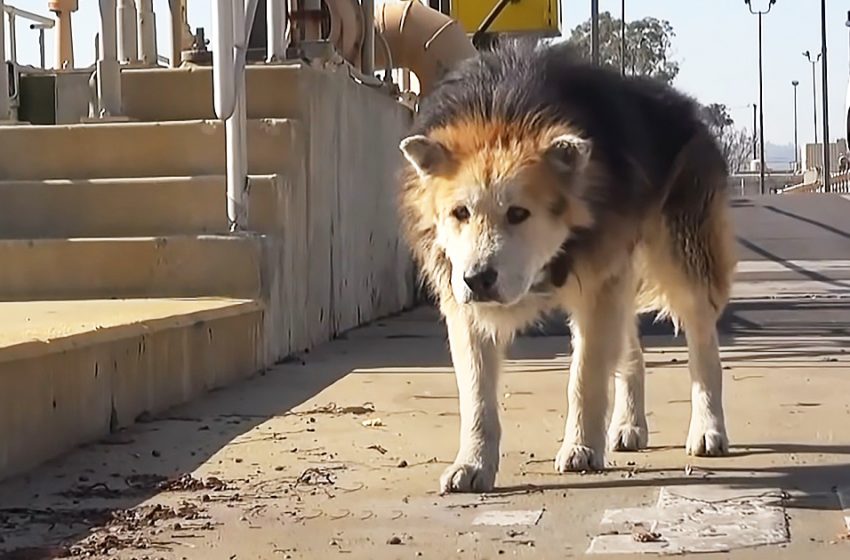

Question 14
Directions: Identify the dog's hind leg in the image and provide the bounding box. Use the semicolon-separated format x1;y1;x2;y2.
680;300;728;456
607;317;649;451
440;308;504;494
650;171;736;456
555;271;631;473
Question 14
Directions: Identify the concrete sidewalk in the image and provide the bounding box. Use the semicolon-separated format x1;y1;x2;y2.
0;301;848;559
2;194;850;559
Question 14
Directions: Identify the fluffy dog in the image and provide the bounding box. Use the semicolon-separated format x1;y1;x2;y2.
397;40;737;494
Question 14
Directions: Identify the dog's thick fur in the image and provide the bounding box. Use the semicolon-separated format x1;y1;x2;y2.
397;40;737;494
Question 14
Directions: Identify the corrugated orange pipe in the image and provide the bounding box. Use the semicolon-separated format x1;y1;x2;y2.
374;0;476;95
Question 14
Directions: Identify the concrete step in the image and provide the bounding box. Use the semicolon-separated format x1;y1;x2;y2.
121;64;304;122
0;175;288;238
0;118;302;181
0;235;263;301
0;297;264;480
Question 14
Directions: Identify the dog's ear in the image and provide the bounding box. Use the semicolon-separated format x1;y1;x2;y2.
543;134;592;175
399;135;453;178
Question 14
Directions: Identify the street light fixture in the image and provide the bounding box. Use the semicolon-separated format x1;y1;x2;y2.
803;50;821;146
792;80;799;171
744;0;776;196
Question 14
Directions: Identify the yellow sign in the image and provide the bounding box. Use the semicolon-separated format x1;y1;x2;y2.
451;0;560;36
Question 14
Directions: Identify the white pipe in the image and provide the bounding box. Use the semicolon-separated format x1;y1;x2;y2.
212;0;235;119
117;0;138;63
0;0;10;121
97;0;122;117
7;12;16;64
135;0;157;65
226;0;249;231
168;0;185;67
267;0;287;61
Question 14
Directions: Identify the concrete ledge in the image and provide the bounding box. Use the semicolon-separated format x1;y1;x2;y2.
0;298;264;481
0;175;289;238
121;64;304;122
0;119;302;181
0;236;264;301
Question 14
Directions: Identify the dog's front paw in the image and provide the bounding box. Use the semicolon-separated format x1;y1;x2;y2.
686;426;729;456
554;443;605;473
440;461;497;494
608;421;649;452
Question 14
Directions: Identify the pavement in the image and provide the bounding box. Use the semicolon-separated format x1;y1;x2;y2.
1;194;849;560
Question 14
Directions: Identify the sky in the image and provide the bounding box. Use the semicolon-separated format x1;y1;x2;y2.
6;0;849;151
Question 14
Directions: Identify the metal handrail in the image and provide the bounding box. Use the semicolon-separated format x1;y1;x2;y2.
213;0;267;232
3;5;55;68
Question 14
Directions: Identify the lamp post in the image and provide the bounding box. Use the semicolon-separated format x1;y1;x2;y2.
819;0;830;192
751;103;758;160
745;0;775;196
620;0;626;75
792;80;799;171
591;0;599;65
803;50;821;146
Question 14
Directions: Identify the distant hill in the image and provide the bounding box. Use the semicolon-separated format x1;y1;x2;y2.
765;142;796;170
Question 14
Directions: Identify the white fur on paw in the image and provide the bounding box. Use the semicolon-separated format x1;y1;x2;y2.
608;423;649;452
686;427;729;457
554;444;604;473
439;462;497;494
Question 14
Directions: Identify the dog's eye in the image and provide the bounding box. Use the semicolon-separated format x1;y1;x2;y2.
451;206;470;222
506;206;531;225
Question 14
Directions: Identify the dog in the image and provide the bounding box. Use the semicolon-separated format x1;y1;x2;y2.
397;40;737;494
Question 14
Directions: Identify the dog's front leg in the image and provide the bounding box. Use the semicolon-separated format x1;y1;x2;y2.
440;309;503;494
555;276;630;473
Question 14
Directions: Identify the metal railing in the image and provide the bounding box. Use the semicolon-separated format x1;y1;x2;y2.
213;0;263;232
213;0;292;232
780;169;850;194
0;1;56;121
4;4;54;66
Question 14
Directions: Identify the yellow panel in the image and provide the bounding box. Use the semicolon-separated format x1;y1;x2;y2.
451;0;560;35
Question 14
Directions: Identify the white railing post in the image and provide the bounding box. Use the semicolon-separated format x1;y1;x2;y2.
135;0;157;65
117;0;138;63
0;0;10;121
7;11;16;64
213;0;249;232
267;0;287;62
96;0;122;117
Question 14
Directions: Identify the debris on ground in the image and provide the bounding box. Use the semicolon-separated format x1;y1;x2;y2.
63;501;206;557
158;474;229;492
632;526;663;543
294;467;340;487
299;402;376;416
367;444;388;455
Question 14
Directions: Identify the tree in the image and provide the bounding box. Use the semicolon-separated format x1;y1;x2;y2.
700;103;752;173
568;12;679;84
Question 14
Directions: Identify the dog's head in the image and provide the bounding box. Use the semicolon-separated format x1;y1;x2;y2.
400;119;595;306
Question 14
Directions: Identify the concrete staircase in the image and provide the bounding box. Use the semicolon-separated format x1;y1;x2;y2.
0;62;415;480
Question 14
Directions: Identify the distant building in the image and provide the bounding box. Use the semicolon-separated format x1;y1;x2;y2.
801;139;848;173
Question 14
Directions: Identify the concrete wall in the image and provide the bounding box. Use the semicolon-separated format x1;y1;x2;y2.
257;64;418;362
728;172;802;196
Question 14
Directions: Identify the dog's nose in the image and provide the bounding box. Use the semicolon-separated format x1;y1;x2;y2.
464;268;498;299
